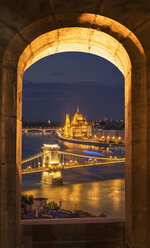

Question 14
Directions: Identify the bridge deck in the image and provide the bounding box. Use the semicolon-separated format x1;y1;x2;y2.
22;160;125;174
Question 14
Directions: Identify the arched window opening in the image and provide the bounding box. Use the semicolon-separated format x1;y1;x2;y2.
22;51;125;218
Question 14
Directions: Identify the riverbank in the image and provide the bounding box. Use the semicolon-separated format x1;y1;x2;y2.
55;131;109;147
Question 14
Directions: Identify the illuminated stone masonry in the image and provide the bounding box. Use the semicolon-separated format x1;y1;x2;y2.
41;144;63;185
64;106;92;138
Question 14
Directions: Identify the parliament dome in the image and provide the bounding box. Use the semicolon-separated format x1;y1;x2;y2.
73;106;84;122
74;111;83;120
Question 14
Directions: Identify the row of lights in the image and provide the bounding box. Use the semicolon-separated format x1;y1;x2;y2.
94;135;123;142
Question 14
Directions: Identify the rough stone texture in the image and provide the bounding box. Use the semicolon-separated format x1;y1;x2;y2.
0;1;150;248
21;218;125;248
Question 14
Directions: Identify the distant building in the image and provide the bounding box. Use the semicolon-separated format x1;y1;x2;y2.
93;128;125;143
102;129;125;141
32;197;48;217
64;106;92;138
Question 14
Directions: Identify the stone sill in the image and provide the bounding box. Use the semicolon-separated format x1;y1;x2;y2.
21;217;125;248
21;217;125;225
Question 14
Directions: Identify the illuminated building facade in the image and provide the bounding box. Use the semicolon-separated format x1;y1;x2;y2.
64;106;92;138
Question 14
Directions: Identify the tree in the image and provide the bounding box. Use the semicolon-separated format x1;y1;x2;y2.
21;194;33;205
48;201;60;210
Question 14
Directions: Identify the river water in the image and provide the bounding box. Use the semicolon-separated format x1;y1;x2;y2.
22;133;125;217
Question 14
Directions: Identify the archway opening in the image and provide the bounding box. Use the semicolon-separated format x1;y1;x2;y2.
21;51;125;218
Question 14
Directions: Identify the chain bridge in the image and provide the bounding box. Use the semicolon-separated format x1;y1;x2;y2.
22;144;125;185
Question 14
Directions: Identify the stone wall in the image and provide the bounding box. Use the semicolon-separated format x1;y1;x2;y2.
0;1;150;248
21;218;125;248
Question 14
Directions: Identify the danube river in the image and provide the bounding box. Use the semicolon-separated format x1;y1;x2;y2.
22;133;125;217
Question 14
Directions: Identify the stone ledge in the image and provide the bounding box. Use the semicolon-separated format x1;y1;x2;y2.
21;217;125;225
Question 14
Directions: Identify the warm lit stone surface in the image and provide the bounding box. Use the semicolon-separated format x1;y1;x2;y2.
0;1;150;248
20;26;131;75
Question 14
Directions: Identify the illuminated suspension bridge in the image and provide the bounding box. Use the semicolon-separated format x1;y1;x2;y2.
22;144;125;178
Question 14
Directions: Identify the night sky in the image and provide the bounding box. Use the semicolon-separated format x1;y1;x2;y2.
23;52;124;121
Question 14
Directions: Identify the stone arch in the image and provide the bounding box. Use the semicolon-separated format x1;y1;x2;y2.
1;14;147;248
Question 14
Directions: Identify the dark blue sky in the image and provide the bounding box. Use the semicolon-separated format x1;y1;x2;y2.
23;52;124;121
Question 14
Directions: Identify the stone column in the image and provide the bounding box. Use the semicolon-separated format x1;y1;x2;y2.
146;63;150;248
125;66;148;248
0;65;22;248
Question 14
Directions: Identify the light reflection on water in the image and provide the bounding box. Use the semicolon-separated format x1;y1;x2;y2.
22;175;124;217
22;134;125;217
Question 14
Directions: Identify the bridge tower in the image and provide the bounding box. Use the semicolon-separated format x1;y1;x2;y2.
23;129;28;134
41;144;63;185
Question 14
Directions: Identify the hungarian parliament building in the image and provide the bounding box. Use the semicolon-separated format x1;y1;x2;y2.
64;106;92;138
